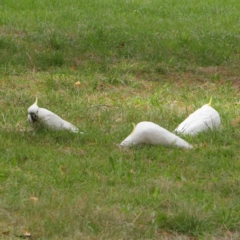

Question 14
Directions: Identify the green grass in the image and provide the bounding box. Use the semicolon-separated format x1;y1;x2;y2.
1;0;240;74
0;0;240;239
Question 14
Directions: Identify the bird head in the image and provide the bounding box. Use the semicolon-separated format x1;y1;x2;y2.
28;96;39;123
120;123;136;147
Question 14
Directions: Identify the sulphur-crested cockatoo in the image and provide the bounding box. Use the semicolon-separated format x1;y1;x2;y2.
174;97;221;136
28;97;79;133
120;121;193;149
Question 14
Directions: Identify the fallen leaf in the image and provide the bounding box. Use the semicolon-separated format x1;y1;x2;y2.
24;228;31;238
29;196;38;203
15;228;31;239
74;81;82;87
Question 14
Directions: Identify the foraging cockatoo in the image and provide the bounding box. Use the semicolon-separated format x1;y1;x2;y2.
27;97;79;133
174;97;221;136
120;121;193;149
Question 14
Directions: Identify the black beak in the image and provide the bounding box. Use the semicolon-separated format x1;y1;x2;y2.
30;112;38;122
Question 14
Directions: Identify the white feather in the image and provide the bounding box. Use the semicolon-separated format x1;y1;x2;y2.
27;98;79;133
120;121;193;149
174;100;221;136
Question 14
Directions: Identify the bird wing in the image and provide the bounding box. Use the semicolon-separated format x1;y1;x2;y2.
38;108;79;132
143;123;192;148
129;122;192;149
174;105;220;135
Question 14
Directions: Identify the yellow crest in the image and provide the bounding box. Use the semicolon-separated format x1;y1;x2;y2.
207;96;212;106
129;123;136;135
35;96;38;105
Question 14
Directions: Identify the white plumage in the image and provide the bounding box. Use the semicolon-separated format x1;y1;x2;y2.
27;97;79;133
120;121;193;149
174;97;221;136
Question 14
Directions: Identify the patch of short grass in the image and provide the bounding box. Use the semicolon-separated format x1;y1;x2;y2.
1;0;240;74
0;70;239;239
1;0;240;239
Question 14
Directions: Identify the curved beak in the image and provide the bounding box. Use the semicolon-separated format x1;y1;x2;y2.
30;112;38;122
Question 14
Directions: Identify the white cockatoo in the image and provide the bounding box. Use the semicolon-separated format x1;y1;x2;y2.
27;97;79;133
174;97;221;136
120;121;193;149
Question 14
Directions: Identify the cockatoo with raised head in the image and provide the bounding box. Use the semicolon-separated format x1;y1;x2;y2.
120;121;193;149
28;97;79;133
174;97;221;136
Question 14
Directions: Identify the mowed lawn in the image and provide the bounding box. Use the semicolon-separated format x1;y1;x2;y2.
0;0;240;239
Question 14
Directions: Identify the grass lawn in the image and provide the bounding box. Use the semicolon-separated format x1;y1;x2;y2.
0;0;240;239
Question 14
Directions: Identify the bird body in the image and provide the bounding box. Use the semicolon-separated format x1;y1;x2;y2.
28;98;79;133
120;121;193;149
174;98;221;136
